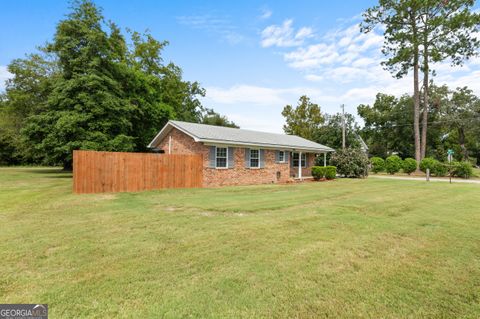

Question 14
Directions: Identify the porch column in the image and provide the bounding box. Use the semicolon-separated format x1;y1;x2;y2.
324;152;326;167
298;151;302;180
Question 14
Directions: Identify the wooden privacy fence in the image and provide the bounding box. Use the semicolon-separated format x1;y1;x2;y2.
73;150;203;193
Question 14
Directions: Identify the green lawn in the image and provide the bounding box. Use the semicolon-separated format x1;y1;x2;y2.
1;167;480;318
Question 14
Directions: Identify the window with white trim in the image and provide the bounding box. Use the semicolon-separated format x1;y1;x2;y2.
292;153;306;167
278;151;285;163
216;147;227;168
250;149;260;168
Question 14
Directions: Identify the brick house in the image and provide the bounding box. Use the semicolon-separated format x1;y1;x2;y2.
148;121;334;187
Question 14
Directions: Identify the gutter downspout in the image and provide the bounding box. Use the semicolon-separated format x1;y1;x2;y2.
168;136;172;154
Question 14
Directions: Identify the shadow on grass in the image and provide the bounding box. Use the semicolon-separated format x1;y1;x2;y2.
22;168;73;178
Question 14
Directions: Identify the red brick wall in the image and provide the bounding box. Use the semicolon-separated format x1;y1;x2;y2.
155;127;317;187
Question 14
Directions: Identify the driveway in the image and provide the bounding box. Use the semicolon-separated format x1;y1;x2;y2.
369;175;480;184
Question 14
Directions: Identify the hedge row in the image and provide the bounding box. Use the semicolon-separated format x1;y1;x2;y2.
370;156;473;179
312;166;336;180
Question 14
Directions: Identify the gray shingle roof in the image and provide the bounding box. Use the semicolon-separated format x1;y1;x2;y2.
148;120;334;152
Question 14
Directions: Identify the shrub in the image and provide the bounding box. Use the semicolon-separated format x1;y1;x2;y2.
402;158;417;175
325;166;337;180
452;161;473;179
329;148;369;178
370;157;385;173
385;155;403;174
311;166;326;180
432;161;448;177
419;157;437;173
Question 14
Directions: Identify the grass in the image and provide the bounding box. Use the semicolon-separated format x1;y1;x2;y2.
1;167;480;318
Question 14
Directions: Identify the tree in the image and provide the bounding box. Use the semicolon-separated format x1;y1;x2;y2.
362;0;480;164
441;87;480;160
418;0;480;159
282;95;324;140
14;0;209;168
201;108;239;128
23;0;136;169
362;0;423;165
315;112;360;150
358;93;416;159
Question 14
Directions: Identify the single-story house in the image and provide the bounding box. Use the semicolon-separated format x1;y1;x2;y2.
148;120;334;187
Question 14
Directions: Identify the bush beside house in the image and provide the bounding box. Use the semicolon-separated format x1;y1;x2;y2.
330;148;369;178
312;166;326;180
312;166;336;180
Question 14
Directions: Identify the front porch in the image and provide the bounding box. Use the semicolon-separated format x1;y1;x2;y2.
289;151;327;180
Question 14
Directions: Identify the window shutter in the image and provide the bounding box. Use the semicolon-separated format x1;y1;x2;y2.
244;148;250;168
290;152;294;168
209;146;216;168
285;151;290;164
228;147;234;168
275;150;279;163
260;149;265;168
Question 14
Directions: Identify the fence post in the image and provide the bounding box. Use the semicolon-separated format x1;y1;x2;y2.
426;168;430;182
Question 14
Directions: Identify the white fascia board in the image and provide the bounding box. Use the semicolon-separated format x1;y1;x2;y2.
147;121;200;148
201;139;334;153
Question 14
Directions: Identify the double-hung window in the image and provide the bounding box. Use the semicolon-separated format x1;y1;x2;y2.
216;147;227;168
278;151;285;163
293;153;306;167
250;149;260;168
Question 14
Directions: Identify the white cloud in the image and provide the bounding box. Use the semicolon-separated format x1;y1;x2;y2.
176;15;245;45
304;74;323;82
0;65;12;92
204;84;322;106
259;8;272;20
260;19;313;48
202;84;325;132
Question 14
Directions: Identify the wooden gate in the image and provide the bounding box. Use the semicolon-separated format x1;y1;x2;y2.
73;150;203;193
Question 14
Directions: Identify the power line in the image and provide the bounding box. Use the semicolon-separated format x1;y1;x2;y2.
365;115;480;128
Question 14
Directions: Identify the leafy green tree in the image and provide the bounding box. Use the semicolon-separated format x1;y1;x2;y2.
315;112;360;150
282;95;324;140
358;93;415;158
15;0;208;168
417;0;480;159
201;108;239;128
442;87;480;161
23;0;135;169
362;0;423;164
0;52;59;164
362;0;480;163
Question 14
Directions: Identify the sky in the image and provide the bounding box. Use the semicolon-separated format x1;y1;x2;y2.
1;0;480;133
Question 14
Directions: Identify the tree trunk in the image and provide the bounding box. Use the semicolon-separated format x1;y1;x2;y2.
412;22;421;167
413;63;421;167
420;15;429;160
458;127;468;161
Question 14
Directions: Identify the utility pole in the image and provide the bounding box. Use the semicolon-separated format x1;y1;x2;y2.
341;104;346;150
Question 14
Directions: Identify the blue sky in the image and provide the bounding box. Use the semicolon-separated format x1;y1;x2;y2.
2;1;480;132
